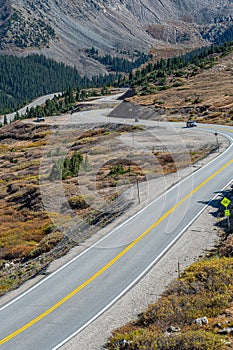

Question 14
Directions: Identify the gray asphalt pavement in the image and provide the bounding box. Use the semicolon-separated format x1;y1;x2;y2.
0;93;62;124
0;97;233;349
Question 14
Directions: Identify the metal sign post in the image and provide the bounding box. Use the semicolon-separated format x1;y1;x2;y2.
221;197;231;230
221;197;231;208
224;209;231;229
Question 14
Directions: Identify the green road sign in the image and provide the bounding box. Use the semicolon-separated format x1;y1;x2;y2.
221;197;231;208
224;209;231;217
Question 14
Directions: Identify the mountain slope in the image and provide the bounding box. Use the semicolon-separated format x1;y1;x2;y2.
0;0;233;73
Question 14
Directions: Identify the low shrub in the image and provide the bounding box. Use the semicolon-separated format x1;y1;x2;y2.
3;244;33;259
107;329;225;350
107;257;233;349
68;195;90;209
172;81;185;87
108;327;159;350
220;235;233;257
138;258;233;327
28;231;64;258
156;330;225;350
138;292;232;328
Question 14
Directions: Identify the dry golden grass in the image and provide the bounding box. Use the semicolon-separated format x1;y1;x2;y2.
129;52;233;125
0;120;218;295
106;185;233;349
0;122;68;294
106;257;233;350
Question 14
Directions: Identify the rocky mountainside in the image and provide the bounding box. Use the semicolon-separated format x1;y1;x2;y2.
0;0;233;73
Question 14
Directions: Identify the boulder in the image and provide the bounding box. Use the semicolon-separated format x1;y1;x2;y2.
114;339;130;349
167;326;181;333
192;316;208;326
218;327;233;335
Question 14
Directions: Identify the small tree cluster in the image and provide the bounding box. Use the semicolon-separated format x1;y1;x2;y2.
49;151;83;180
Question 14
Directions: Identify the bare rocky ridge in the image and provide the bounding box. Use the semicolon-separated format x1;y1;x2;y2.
0;0;233;72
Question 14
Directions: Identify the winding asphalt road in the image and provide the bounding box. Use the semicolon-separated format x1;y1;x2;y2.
0;93;61;124
0;105;233;349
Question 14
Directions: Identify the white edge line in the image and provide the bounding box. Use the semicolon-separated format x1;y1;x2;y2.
52;176;233;350
0;130;232;312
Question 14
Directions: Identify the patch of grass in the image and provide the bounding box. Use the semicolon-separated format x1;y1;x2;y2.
192;97;203;104
10;160;40;171
155;331;225;350
68;195;90;210
106;257;233;349
220;234;233;257
28;232;64;259
107;326;159;349
172;81;185;88
157;85;170;91
107;328;225;350
138;258;233;326
89;146;107;155
0;260;45;296
132;125;145;131
209;112;223;119
25;140;47;148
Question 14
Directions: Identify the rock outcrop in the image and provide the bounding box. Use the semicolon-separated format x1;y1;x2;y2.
0;1;233;72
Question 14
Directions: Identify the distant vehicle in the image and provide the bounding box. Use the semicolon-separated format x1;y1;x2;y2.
36;116;45;122
186;120;197;128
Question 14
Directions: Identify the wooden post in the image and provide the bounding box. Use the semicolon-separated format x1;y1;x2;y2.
136;178;140;204
214;132;219;152
178;262;181;278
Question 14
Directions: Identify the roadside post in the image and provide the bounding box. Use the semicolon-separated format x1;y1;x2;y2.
214;132;219;152
136;178;140;204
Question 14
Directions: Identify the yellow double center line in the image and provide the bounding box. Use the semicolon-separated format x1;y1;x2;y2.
0;159;233;346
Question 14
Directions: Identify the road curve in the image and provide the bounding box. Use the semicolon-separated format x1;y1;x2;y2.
0;88;127;124
0;117;232;349
0;93;62;124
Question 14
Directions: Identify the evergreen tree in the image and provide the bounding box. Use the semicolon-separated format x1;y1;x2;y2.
13;111;20;121
0;54;119;114
49;151;84;180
